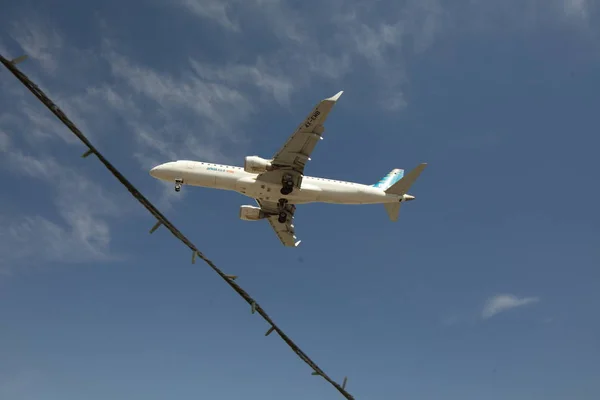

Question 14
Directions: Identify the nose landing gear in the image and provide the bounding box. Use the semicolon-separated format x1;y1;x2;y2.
174;179;183;192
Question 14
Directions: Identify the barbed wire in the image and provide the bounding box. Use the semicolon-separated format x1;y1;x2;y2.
1;53;355;400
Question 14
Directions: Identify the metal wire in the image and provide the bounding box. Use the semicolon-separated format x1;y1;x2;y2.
1;54;355;400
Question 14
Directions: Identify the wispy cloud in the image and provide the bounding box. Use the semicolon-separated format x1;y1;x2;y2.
167;0;446;111
0;143;127;272
169;0;599;112
0;39;8;57
456;0;595;33
0;27;135;270
482;294;541;319
0;29;126;273
0;130;9;151
563;0;589;19
189;58;295;107
9;19;63;74
103;47;254;147
179;0;240;32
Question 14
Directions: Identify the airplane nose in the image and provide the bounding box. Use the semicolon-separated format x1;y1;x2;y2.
149;165;163;178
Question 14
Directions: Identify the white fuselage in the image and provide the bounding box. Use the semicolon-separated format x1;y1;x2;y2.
150;160;404;205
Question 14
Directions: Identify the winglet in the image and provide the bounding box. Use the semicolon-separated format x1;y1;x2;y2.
325;90;344;102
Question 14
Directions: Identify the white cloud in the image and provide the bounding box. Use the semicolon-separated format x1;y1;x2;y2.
460;0;595;32
0;130;10;151
189;57;295;107
482;294;540;319
104;49;254;137
168;0;599;113
0;215;108;271
96;48;256;175
563;0;588;19
9;19;63;74
166;0;446;111
0;144;126;272
20;102;82;145
179;0;240;31
0;39;8;57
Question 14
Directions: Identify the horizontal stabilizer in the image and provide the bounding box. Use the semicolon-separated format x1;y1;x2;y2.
384;202;401;222
384;163;427;195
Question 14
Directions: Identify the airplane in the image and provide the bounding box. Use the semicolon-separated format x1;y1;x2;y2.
149;90;427;247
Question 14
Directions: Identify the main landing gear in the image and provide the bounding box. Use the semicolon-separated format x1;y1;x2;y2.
277;198;288;223
280;173;294;195
278;173;295;222
174;179;183;192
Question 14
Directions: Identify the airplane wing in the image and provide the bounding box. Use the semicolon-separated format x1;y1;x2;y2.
255;199;301;247
256;90;343;185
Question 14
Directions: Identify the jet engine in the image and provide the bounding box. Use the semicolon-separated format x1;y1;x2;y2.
244;156;273;174
239;205;267;221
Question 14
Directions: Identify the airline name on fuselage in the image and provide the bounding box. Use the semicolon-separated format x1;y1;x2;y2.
207;166;235;173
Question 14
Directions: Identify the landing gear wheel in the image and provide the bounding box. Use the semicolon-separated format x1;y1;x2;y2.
280;174;294;195
277;199;288;223
280;180;293;195
278;212;287;224
174;179;183;192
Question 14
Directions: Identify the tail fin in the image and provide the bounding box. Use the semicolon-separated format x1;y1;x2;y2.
372;168;404;190
383;163;427;222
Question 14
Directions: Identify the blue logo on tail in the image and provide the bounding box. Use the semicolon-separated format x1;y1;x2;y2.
372;169;404;190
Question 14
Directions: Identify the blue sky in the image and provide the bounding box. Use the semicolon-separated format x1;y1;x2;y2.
1;0;599;399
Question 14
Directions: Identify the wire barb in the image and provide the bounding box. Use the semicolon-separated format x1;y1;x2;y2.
0;53;357;400
149;220;162;234
10;55;28;65
81;149;94;158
